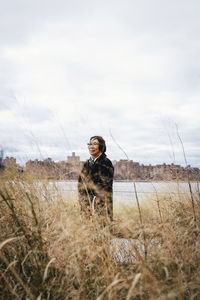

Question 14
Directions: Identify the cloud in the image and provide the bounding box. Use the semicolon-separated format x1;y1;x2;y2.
2;146;19;153
0;77;17;110
0;0;200;167
0;0;88;46
0;95;16;110
19;103;54;123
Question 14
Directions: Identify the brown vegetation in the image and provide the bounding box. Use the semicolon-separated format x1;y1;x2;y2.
1;170;200;299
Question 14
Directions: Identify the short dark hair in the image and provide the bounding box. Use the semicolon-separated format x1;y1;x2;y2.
90;136;106;153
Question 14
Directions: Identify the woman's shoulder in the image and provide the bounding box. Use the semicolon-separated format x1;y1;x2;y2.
83;159;89;165
100;154;113;168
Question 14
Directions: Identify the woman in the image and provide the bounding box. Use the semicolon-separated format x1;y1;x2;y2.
78;136;114;221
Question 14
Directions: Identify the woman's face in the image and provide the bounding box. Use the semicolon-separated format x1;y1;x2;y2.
88;138;101;158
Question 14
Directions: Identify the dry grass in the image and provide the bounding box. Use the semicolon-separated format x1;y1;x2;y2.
0;170;200;299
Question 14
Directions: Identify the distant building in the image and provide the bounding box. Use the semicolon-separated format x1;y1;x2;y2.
3;157;17;168
1;156;23;172
5;151;200;181
67;152;80;165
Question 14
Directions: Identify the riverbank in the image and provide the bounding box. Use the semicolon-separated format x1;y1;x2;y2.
1;172;200;299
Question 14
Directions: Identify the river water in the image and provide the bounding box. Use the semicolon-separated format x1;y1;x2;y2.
53;181;199;204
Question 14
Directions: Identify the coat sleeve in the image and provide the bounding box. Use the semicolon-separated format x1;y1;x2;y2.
96;160;114;220
77;164;87;199
96;160;114;194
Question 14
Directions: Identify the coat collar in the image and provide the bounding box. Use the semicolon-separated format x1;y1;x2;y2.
88;153;106;166
94;152;106;162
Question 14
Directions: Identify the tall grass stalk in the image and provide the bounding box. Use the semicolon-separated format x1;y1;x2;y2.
109;129;147;260
151;183;163;224
1;170;200;299
133;181;147;261
176;124;197;222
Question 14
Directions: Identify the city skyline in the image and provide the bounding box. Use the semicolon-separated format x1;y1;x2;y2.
2;151;199;182
1;151;198;169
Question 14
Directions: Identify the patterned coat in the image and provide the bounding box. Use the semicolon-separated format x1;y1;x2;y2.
78;153;114;220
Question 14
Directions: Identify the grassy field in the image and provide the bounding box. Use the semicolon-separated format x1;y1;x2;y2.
0;170;200;299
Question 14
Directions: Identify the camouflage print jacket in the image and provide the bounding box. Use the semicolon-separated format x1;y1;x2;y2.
78;153;114;219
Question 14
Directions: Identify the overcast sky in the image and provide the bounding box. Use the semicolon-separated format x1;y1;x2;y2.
0;0;200;167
